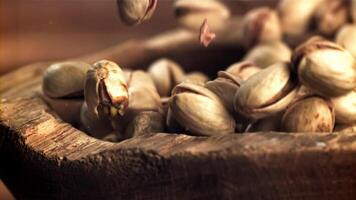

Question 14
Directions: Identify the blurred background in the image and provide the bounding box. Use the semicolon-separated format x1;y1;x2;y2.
0;0;275;199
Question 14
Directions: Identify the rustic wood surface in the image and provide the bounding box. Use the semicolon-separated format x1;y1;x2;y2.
1;27;356;200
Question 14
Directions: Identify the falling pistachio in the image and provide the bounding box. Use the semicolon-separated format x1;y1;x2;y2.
117;0;157;26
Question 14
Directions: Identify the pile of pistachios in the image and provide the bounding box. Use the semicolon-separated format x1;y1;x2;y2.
42;0;356;142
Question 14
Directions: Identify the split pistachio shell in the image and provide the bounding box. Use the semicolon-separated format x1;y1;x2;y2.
292;38;356;97
182;72;209;85
336;24;356;58
169;82;235;136
334;123;356;132
243;41;292;68
174;0;230;31
205;71;242;113
124;111;165;137
281;97;335;132
234;62;298;120
225;61;261;81
314;0;349;36
242;7;281;48
117;0;157;25
43;61;91;98
80;103;113;138
148;58;185;96
278;0;324;39
85;60;129;118
331;90;356;124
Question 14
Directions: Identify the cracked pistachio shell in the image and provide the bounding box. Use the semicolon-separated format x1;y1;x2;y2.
85;60;129;118
174;0;230;31
243;41;292;68
314;0;349;37
334;123;356;132
169;82;236;136
278;0;324;39
43;61;91;98
242;7;282;48
234;62;298;120
281;97;335;132
336;24;356;58
205;71;242;113
292;38;356;97
117;0;157;26
148;58;185;97
331;90;356;124
226;61;261;81
182;72;209;85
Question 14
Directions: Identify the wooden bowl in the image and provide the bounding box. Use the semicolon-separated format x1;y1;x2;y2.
1;27;356;200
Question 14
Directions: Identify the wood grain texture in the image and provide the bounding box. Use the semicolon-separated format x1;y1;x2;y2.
1;28;356;200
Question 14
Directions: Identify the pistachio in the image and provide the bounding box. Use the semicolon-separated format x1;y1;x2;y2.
225;61;261;81
242;7;282;48
148;58;185;97
124;111;165;137
243;41;292;68
127;70;157;92
182;71;209;85
234;62;298;120
174;0;230;31
292;37;356;97
80;103;113;138
331;90;356;124
314;0;349;37
334;123;356;132
278;0;324;39
205;71;242;113
336;24;356;58
169;82;235;136
199;18;216;47
117;0;157;26
84;60;129;118
281;97;335;132
42;61;91;98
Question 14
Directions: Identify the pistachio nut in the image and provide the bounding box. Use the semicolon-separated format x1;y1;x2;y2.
281;96;335;132
234;62;298;120
242;7;282;48
334;123;356;132
248;112;283;132
43;61;91;98
336;24;356;58
124;111;165;137
148;58;185;97
314;0;349;37
117;0;157;26
169;82;236;136
85;60;129;118
174;0;230;31
182;71;209;85
331;90;356;124
127;70;157;92
278;0;324;39
243;41;292;68
225;61;261;81
205;71;242;113
292;37;356;97
80;103;114;139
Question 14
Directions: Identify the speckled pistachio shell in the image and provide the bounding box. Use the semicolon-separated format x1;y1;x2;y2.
234;62;298;120
331;90;356;124
225;61;261;81
174;0;230;31
243;41;292;68
148;58;185;96
336;24;356;58
169;82;236;136
43;61;91;98
117;0;157;26
281;97;335;132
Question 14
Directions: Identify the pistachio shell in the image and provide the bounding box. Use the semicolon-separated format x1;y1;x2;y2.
127;70;157;92
174;0;230;31
331;90;356;124
243;41;292;68
225;61;261;81
281;97;335;132
148;58;185;97
234;62;298;120
242;7;281;48
336;24;356;58
182;72;209;85
43;61;91;98
124;111;165;137
169;82;235;136
293;39;356;97
117;0;157;25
